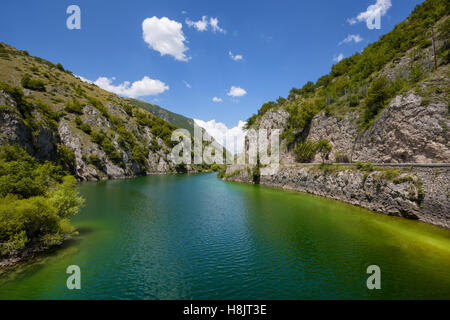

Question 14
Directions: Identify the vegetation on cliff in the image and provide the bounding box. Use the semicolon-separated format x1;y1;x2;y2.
0;145;83;257
127;98;196;135
245;0;449;146
0;40;221;261
0;41;206;180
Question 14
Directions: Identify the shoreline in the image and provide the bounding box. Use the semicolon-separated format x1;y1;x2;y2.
223;164;450;229
0;171;215;272
0;236;74;273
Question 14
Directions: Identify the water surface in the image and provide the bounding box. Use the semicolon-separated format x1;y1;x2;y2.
1;173;449;299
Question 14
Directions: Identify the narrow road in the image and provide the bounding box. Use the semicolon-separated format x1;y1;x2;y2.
282;163;450;168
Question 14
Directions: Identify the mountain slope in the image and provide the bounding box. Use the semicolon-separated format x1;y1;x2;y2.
245;0;449;164
0;42;205;180
222;0;450;228
126;98;196;135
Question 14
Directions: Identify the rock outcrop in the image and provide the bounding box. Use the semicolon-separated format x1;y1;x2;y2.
256;90;449;165
0;88;181;181
352;93;449;163
0;42;214;181
224;164;450;229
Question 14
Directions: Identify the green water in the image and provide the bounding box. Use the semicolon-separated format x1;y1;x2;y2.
0;173;449;299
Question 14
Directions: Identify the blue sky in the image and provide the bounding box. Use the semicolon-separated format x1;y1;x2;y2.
0;0;423;134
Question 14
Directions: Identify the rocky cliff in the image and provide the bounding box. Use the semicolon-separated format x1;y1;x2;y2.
224;164;449;228
263;86;449;165
224;2;450;227
0;42;210;181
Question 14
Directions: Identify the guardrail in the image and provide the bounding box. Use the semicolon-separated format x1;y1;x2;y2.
282;163;450;168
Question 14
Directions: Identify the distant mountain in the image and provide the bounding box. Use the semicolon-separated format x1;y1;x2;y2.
127;98;196;135
128;98;231;159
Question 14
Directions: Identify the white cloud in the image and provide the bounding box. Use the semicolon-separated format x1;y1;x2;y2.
209;17;226;34
142;16;190;62
339;34;363;45
348;0;392;25
333;53;344;63
229;51;243;61
212;97;223;102
194;119;247;154
186;16;208;32
347;18;358;25
183;80;191;89
185;16;226;34
227;86;247;97
76;75;92;84
93;76;169;98
181;10;187;15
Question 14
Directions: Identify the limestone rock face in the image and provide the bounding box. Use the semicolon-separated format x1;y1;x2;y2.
0;96;33;154
353;93;450;163
252;108;297;164
254;91;449;165
0;91;58;162
0;90;183;181
224;165;450;229
258;108;290;132
307;111;359;163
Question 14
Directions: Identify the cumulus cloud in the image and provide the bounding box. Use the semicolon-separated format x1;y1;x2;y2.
186;16;208;32
333;53;344;62
185;16;226;34
339;34;363;45
183;80;191;89
92;76;169;98
348;0;392;25
227;86;247;97
209;17;226;34
229;51;243;61
142;16;190;62
194;119;247;154
212;97;223;102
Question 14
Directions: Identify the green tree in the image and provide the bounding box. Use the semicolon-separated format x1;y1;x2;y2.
316;140;332;164
363;76;391;125
294;139;317;163
0;145;83;256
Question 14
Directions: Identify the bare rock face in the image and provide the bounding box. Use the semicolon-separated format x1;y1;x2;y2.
224;165;450;229
34;127;58;162
0;87;188;181
0;99;33;154
353;93;450;163
272;91;449;164
0;91;58;162
253;108;297;164
156;158;170;172
258;108;290;132
58;120;101;181
307;111;359;163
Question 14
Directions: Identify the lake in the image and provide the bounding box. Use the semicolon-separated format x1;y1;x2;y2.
0;173;449;299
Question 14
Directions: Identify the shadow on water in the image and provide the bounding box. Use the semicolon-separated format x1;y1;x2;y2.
0;226;94;281
75;226;95;237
